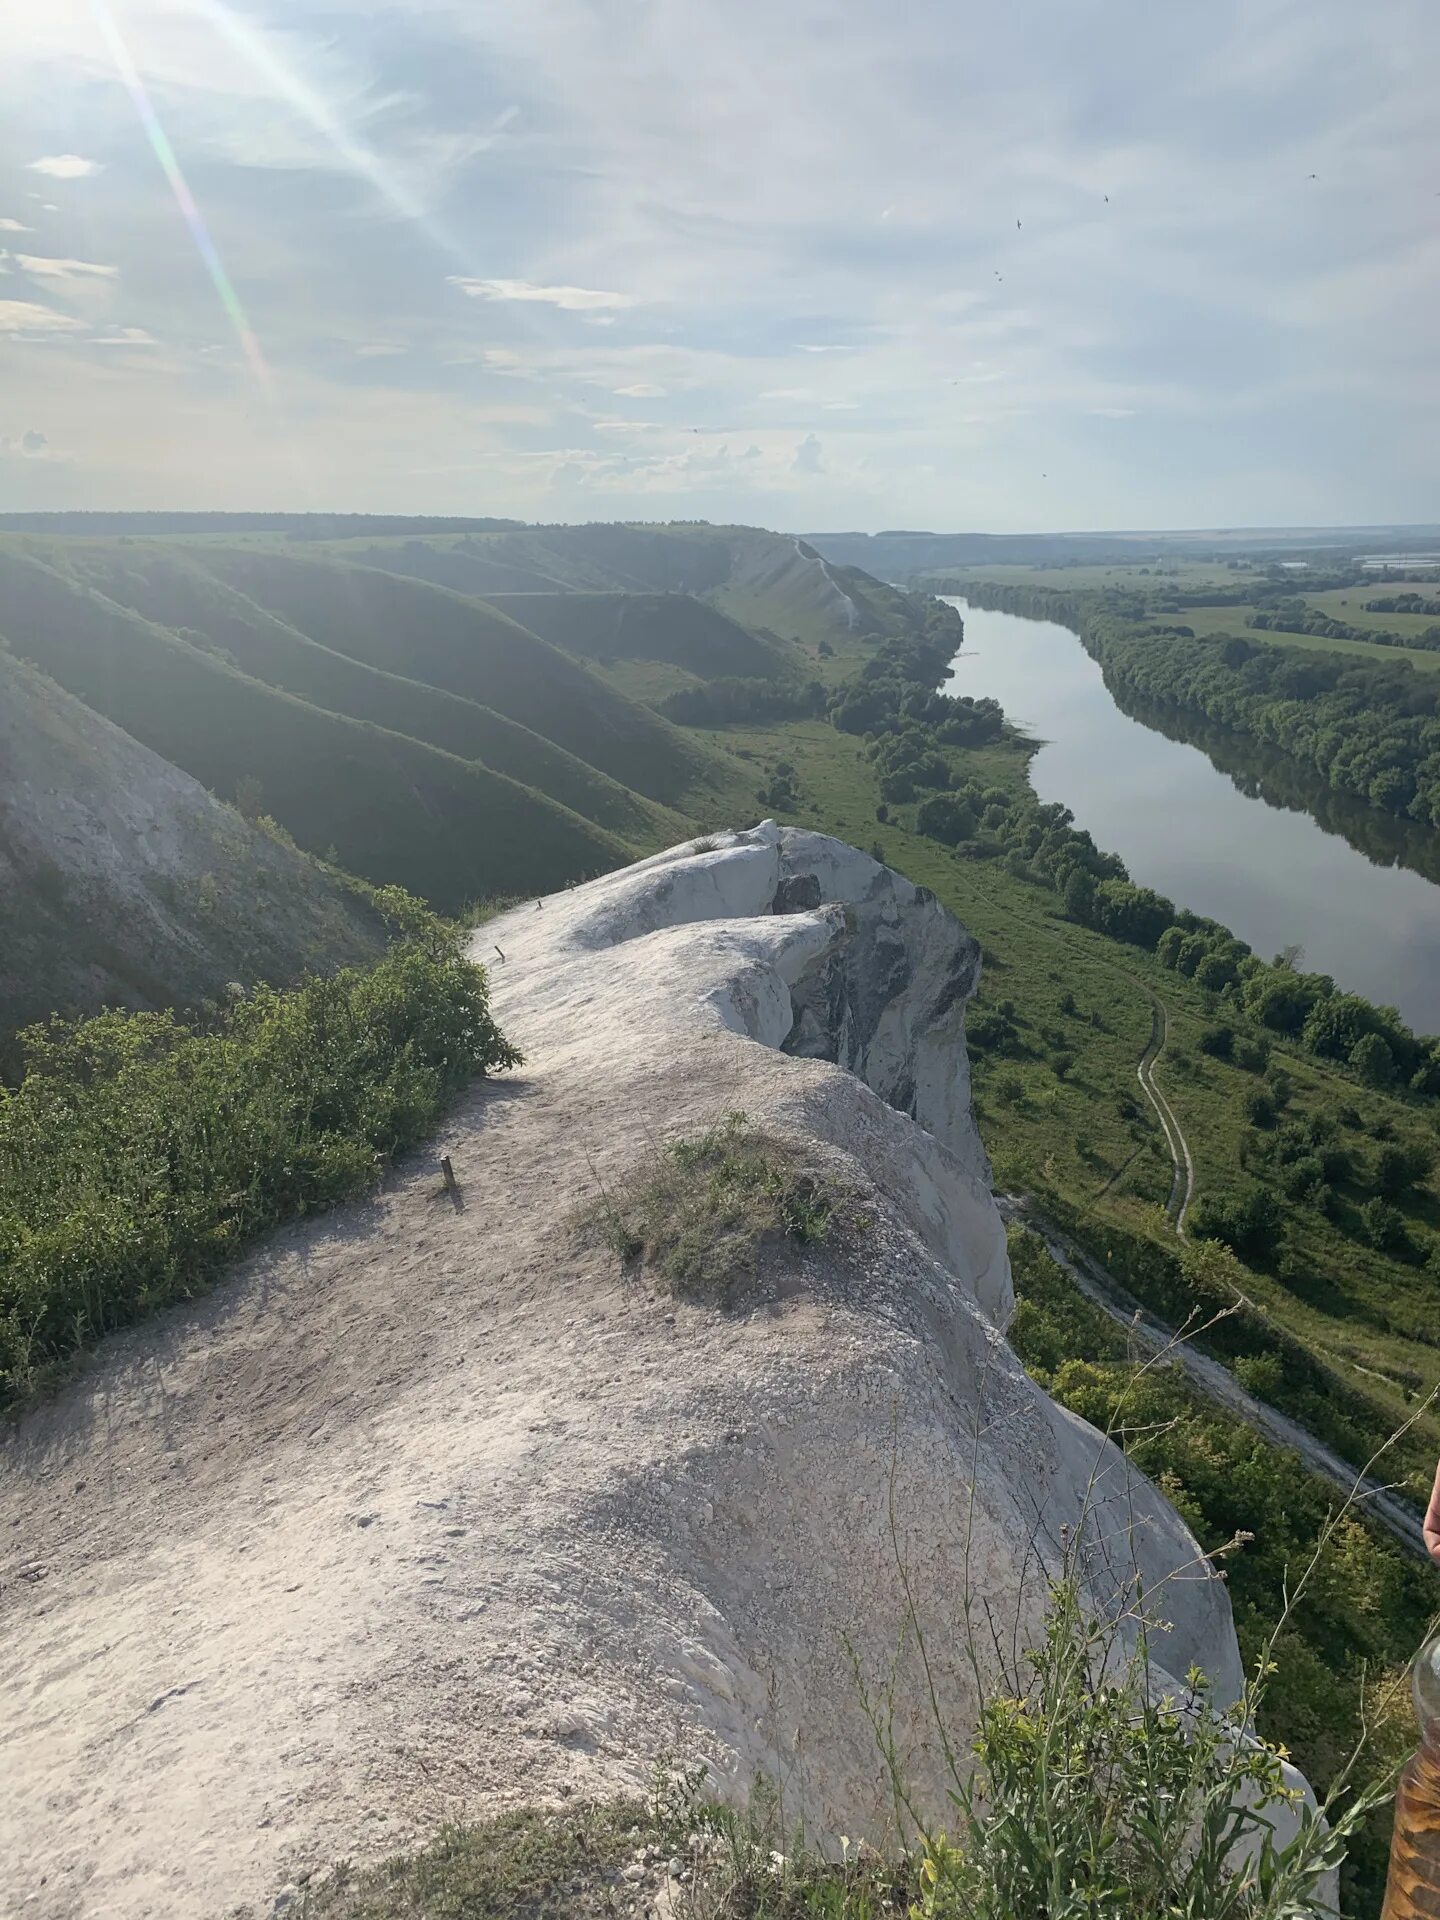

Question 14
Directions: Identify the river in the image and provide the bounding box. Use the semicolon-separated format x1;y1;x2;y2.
944;598;1440;1034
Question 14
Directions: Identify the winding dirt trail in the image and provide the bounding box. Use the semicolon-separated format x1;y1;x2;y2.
1134;993;1196;1235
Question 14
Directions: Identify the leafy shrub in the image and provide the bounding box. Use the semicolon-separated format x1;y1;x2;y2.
1199;1024;1234;1059
1244;1088;1277;1128
1358;1197;1409;1256
1374;1139;1434;1199
1190;1183;1283;1260
0;923;518;1402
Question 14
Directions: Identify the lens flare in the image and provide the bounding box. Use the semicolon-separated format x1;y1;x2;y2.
88;0;274;397
190;0;463;261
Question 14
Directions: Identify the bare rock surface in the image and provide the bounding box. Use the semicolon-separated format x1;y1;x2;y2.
1;824;1244;1919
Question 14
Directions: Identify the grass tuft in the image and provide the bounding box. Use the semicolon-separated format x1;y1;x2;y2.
587;1112;834;1304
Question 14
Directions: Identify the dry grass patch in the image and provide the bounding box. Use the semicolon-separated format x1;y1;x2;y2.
586;1112;836;1305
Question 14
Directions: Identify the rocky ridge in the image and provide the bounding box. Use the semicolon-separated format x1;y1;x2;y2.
2;823;1279;1918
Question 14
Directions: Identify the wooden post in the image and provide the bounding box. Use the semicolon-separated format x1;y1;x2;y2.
441;1155;458;1197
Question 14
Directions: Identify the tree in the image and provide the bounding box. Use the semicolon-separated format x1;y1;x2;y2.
1194;950;1240;992
1062;867;1098;924
916;793;977;845
1350;1032;1396;1088
1156;926;1186;969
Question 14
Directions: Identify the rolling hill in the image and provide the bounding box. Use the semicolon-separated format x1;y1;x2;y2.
0;549;633;914
174;545;752;816
478;590;808;689
51;544;694;849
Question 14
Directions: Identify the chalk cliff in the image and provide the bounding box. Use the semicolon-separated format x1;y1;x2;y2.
0;824;1278;1919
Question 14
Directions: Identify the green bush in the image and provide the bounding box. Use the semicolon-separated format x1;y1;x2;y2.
0;926;519;1402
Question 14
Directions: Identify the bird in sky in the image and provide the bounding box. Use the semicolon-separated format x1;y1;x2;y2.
1016;218;1022;229
1104;194;1110;203
1307;172;1318;180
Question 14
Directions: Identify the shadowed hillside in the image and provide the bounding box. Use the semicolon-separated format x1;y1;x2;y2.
0;648;388;1043
53;545;694;850
0;550;632;913
178;545;753;815
479;590;808;685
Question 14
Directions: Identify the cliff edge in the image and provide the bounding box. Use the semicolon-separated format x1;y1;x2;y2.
2;825;1246;1918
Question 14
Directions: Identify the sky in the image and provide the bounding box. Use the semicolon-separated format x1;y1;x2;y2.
1;0;1437;531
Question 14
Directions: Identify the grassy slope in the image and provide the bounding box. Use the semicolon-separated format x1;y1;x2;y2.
719;712;1440;1497
0;549;630;913
478;590;809;682
55;545;692;848
181;545;753;818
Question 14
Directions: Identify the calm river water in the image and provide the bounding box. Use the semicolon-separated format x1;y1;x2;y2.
944;598;1440;1034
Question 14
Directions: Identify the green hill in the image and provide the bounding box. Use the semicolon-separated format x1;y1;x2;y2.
0;646;388;1043
480;591;808;683
179;545;752;816
0;549;632;913
54;545;693;850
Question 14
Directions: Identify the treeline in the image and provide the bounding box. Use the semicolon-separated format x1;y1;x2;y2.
1368;592;1440;615
1247;598;1440;652
657;676;826;727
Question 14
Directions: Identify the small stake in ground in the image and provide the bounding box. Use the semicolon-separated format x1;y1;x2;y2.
441;1155;459;1197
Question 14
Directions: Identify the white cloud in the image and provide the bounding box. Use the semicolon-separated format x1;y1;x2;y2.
24;154;102;180
15;254;117;282
761;387;818;402
0;299;86;334
797;344;854;353
0;428;48;456
91;327;158;346
0;219;33;234
1088;406;1137;418
613;382;666;397
448;277;635;311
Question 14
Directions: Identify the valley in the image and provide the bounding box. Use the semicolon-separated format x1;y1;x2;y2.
7;513;1440;1915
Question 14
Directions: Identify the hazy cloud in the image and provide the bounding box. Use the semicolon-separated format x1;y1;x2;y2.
0;219;33;234
0;300;86;335
15;255;118;283
448;278;636;312
24;155;102;180
613;382;667;397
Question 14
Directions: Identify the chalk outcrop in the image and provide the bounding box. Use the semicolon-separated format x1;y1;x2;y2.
2;825;1262;1919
